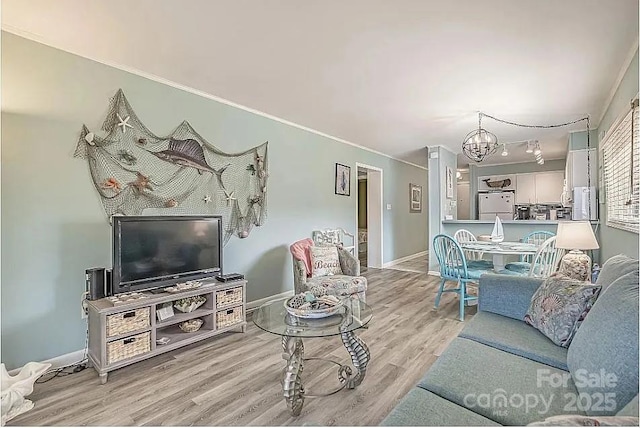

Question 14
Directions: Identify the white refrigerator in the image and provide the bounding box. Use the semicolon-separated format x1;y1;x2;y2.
479;192;514;220
572;186;597;220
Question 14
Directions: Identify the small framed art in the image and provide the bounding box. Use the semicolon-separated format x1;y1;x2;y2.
446;166;454;199
410;183;422;213
335;163;351;196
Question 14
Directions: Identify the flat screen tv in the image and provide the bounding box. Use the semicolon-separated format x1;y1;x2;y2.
111;215;223;294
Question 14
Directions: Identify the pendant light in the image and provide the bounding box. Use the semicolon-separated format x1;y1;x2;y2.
462;113;498;162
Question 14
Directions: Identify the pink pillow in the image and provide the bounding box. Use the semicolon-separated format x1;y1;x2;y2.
290;238;314;277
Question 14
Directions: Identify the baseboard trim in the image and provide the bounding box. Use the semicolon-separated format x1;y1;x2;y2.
428;270;441;277
382;250;428;268
8;349;86;376
246;290;294;313
9;291;295;375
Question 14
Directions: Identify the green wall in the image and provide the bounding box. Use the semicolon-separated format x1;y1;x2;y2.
427;146;457;271
596;48;639;262
1;33;428;369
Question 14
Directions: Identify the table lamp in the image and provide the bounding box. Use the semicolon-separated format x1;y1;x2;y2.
555;221;599;281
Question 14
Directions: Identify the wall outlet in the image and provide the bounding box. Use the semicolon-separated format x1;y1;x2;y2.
386;204;392;210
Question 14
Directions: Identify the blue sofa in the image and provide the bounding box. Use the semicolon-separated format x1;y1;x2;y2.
382;255;639;426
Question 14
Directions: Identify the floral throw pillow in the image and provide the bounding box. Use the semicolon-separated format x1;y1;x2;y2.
524;275;601;347
528;415;639;426
309;246;343;277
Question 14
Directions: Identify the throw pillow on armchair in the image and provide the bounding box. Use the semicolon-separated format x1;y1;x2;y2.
310;246;343;277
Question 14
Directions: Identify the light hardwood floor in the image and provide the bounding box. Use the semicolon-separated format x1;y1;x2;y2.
384;254;429;274
10;268;474;426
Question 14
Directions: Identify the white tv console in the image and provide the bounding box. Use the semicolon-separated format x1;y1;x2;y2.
87;278;247;384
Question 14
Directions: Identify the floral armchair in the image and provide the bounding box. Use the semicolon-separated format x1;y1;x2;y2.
291;241;367;302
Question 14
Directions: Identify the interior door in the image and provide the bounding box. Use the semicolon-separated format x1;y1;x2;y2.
456;182;470;220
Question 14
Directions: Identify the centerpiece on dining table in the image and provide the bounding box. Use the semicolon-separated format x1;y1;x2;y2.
490;215;505;243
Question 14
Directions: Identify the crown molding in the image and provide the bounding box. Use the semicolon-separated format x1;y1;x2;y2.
595;38;639;128
1;26;428;171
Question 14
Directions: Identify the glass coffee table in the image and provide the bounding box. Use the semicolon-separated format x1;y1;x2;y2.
253;297;372;416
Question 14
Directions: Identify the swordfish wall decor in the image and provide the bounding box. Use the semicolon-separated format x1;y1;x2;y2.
74;89;269;244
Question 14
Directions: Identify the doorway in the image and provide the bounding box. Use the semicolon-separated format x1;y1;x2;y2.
457;182;470;220
355;163;383;269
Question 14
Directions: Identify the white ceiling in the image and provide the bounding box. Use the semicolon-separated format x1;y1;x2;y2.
2;0;638;168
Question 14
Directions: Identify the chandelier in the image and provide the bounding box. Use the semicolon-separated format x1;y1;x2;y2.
462;113;498;162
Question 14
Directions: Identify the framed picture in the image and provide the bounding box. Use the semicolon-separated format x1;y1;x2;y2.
410;183;422;213
446;166;454;199
335;163;351;196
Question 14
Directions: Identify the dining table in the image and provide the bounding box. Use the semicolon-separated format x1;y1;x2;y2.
458;241;539;272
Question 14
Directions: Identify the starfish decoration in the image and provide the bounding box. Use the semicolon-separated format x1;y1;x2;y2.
223;190;237;206
116;113;133;134
128;172;153;194
203;194;212;204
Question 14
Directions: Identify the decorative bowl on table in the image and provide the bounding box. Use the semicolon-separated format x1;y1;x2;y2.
284;292;343;319
173;296;206;313
179;318;203;333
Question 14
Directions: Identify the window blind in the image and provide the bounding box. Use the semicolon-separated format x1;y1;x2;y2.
601;101;639;233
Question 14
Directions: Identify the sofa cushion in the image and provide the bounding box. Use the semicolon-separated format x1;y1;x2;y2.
528;415;639;426
460;311;568;370
617;394;639;417
478;274;543;320
567;270;639;416
380;387;500;426
595;254;638;295
418;338;584;426
309;246;342;277
524;276;601;347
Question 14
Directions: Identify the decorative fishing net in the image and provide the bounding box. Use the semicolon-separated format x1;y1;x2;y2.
74;89;268;244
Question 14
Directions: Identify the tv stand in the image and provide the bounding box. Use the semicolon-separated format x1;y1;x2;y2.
87;278;246;384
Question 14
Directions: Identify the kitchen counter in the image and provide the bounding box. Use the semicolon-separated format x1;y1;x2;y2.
440;219;600;246
442;220;599;225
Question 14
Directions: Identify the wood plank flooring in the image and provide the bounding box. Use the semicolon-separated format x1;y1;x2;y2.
10;268;474;426
384;254;429;274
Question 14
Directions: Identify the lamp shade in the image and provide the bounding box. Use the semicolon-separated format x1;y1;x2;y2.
556;221;599;250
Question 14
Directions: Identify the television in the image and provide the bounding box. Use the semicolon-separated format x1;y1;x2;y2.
111;215;223;294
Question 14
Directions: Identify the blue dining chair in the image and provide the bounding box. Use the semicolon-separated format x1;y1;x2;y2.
433;234;490;321
505;230;555;273
453;229;494;270
499;236;565;278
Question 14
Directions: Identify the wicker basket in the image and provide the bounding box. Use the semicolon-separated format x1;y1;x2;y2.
216;306;243;328
106;307;150;338
107;331;151;364
216;287;243;308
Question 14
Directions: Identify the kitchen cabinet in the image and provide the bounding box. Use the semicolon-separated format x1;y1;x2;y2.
535;171;565;203
515;171;564;204
516;174;536;204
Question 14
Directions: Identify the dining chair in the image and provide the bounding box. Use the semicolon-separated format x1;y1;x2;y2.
501;236;565;278
453;229;494;269
433;234;490;321
505;230;555;272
